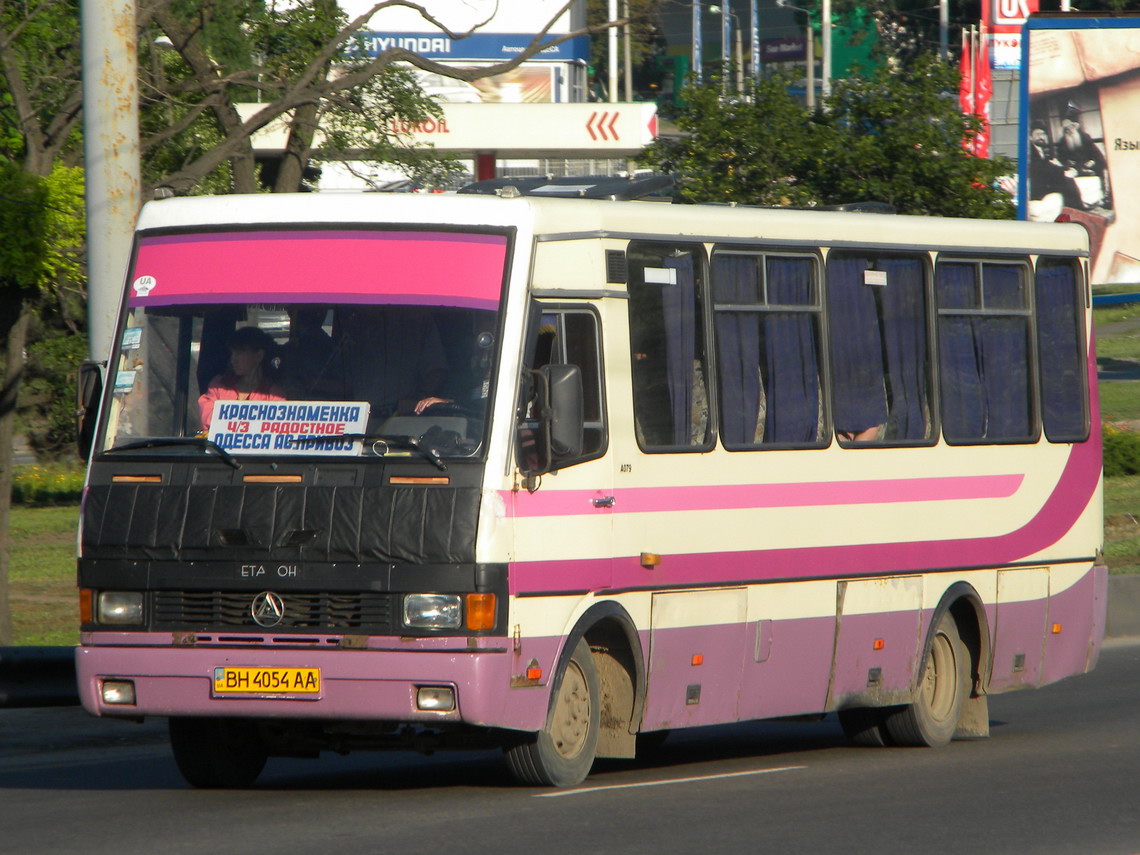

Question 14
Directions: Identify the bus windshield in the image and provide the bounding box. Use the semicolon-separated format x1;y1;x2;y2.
100;228;509;461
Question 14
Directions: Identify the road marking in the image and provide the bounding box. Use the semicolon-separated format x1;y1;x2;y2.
534;764;806;798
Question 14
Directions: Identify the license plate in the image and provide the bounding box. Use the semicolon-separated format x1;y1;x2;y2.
212;667;320;697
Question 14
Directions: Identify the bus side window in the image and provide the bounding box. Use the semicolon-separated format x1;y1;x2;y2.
1035;258;1088;442
711;251;823;448
937;260;1034;443
627;242;711;451
827;252;931;444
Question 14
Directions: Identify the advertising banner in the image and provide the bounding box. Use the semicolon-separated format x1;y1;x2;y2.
983;0;1040;70
1021;17;1140;286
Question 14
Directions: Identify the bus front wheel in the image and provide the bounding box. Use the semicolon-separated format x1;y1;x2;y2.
504;638;599;787
169;717;268;788
885;612;967;747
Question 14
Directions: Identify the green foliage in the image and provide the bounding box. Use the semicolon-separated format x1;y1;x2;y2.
0;161;49;291
1104;424;1140;477
22;330;87;456
641;73;824;207
640;53;1015;219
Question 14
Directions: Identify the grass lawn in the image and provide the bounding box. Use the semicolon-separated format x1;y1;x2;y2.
7;505;79;646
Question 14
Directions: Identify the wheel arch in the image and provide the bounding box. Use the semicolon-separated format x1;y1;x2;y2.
929;581;992;739
558;601;646;758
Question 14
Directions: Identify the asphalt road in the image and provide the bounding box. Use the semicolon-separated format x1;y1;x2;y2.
1;640;1138;855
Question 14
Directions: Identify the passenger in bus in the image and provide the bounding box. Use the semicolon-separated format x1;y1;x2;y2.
198;326;286;428
340;308;447;423
280;306;343;400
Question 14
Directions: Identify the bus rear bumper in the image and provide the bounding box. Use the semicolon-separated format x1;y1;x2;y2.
75;641;551;732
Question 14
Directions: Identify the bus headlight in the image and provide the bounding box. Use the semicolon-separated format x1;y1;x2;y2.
97;592;144;625
403;594;462;629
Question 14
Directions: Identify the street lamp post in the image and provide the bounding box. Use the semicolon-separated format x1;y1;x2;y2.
693;0;703;85
776;0;817;110
821;0;831;98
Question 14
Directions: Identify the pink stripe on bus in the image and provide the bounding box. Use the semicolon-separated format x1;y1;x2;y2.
505;473;1024;519
509;437;1101;595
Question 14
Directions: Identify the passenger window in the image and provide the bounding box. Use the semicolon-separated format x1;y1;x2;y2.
827;253;932;444
936;260;1034;442
711;251;824;448
1035;259;1088;442
627;242;711;451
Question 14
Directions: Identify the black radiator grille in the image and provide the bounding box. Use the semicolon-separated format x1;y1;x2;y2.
152;591;393;633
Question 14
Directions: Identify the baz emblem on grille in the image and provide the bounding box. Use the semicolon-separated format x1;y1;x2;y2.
250;591;286;627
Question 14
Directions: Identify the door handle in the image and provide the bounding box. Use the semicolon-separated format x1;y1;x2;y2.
592;496;616;508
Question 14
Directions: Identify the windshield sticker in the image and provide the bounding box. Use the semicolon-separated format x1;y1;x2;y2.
121;328;142;349
206;401;370;456
113;370;137;393
132;275;157;298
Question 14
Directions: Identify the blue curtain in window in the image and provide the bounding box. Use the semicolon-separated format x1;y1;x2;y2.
713;256;761;445
828;256;888;435
979;266;1030;438
938;264;985;439
1036;262;1085;439
879;258;929;440
663;254;697;445
765;258;819;443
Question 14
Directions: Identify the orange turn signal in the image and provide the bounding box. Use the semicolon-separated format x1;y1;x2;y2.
465;593;496;631
79;589;94;624
873;638;886;651
691;654;704;666
1052;623;1063;635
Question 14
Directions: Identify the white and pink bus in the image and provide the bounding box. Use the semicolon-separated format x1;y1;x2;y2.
75;188;1105;788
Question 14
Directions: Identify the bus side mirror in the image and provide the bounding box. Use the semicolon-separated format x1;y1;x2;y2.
520;364;584;485
76;360;103;460
544;363;584;459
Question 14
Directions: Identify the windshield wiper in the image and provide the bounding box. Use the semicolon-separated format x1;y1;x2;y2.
343;433;447;471
103;437;242;470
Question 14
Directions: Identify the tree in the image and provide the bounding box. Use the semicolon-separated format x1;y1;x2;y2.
639;53;1015;219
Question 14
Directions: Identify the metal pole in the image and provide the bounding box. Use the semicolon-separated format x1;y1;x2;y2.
821;0;832;99
939;0;949;61
622;0;633;102
750;0;760;82
693;1;703;85
722;5;731;85
735;21;744;94
608;0;618;102
81;0;141;366
806;25;815;110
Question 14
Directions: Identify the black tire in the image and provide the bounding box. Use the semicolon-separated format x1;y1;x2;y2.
169;717;268;788
504;638;600;787
884;612;968;747
837;707;894;747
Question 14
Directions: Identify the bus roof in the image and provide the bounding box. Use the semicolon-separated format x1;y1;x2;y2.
136;192;1089;257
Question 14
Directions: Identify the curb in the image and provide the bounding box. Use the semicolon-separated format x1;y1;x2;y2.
1107;574;1140;639
0;646;78;708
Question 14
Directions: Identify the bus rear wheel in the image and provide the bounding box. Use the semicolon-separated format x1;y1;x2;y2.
885;612;967;747
504;638;599;787
169;717;268;788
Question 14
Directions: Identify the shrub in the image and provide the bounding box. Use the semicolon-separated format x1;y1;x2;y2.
1103;424;1140;477
11;463;85;506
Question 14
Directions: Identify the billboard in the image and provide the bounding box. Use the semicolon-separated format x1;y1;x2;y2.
1021;16;1140;287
